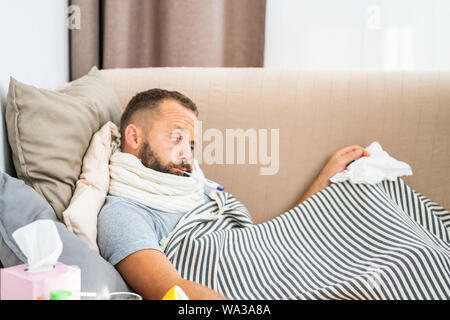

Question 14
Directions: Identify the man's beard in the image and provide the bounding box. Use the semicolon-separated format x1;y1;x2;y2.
138;142;192;175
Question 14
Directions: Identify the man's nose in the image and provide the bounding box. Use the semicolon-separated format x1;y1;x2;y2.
178;141;193;164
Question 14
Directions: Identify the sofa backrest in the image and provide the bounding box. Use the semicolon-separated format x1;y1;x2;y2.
100;67;450;223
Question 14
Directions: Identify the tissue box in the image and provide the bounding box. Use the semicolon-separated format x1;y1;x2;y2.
0;262;81;300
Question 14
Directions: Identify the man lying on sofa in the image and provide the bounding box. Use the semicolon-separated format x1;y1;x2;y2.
97;88;370;300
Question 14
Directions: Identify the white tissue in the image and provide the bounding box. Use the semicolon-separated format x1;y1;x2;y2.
12;220;63;272
330;141;413;185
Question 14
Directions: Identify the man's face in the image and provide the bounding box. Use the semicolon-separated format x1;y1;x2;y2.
138;99;197;176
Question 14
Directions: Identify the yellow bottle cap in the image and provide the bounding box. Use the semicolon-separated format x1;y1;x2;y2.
162;286;189;300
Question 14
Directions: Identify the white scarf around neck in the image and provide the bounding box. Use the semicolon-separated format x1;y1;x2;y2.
108;150;207;214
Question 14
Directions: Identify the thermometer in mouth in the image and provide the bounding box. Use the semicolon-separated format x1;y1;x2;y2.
173;168;225;191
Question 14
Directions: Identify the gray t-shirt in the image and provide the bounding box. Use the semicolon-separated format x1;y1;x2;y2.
97;189;212;266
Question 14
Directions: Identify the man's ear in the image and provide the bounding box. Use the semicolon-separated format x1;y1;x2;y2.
123;124;142;152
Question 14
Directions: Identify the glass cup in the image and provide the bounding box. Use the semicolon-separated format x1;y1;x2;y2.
102;292;143;300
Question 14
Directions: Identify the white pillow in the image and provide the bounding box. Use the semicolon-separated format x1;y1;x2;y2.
62;121;120;252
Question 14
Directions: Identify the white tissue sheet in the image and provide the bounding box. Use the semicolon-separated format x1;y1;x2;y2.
12;220;63;272
330;141;413;185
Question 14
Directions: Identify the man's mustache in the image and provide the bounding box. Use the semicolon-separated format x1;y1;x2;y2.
169;160;193;174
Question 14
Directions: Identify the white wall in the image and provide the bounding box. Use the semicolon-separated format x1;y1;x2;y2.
264;0;450;70
0;0;69;175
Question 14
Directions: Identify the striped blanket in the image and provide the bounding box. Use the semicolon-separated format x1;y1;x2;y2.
162;178;450;299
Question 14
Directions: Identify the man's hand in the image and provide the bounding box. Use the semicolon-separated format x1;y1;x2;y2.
295;145;369;206
319;145;370;182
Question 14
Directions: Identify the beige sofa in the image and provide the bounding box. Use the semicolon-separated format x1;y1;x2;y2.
100;68;450;224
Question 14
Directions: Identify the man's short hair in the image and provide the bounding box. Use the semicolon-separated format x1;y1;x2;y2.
120;88;199;145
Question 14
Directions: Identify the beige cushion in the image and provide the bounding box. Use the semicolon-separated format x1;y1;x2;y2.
63;121;120;252
100;68;450;223
5;67;122;220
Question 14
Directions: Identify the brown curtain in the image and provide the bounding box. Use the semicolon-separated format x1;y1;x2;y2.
70;0;266;80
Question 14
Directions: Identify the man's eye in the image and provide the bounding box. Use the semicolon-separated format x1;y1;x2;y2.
172;136;181;142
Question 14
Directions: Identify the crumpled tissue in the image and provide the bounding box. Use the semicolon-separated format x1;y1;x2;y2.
12;219;63;272
330;141;413;185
